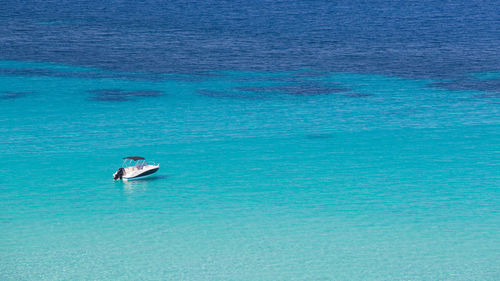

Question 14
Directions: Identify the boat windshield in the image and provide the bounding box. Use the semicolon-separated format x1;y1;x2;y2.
121;158;146;168
120;157;157;168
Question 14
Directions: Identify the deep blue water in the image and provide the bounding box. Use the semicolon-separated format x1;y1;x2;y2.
1;1;499;280
1;1;500;78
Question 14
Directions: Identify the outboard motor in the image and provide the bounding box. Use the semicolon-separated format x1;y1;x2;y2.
113;167;125;180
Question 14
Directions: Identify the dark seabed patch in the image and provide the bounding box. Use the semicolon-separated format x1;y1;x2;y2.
431;78;500;103
273;84;344;96
197;89;267;100
0;91;32;100
306;133;334;140
236;83;345;96
235;86;275;93
343;92;374;98
89;89;163;102
430;78;500;93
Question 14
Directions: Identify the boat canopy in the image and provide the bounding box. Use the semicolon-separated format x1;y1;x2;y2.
123;156;145;161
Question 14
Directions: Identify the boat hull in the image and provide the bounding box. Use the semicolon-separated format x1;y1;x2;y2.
123;167;159;180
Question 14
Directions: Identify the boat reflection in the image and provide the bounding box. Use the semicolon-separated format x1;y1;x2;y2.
120;175;169;193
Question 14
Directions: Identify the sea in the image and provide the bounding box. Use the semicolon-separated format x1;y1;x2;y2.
1;1;499;280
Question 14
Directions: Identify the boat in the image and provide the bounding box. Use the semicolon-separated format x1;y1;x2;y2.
113;156;160;180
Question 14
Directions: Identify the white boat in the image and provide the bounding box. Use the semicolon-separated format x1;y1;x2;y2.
113;156;160;180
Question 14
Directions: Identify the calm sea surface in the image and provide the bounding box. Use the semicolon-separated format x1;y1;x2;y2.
1;1;499;280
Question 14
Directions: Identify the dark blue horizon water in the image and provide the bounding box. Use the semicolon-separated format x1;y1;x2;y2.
1;1;500;280
2;1;500;81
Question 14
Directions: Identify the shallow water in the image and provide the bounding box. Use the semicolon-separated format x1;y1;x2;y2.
1;61;499;280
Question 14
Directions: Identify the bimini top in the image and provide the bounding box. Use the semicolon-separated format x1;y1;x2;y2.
123;156;145;161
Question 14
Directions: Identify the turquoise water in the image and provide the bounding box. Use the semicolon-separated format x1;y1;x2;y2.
1;61;499;280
